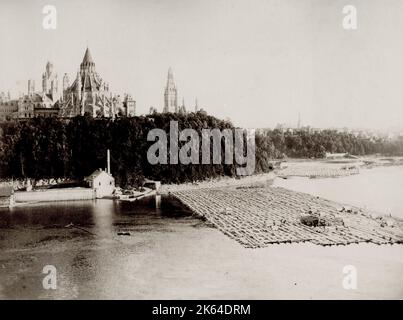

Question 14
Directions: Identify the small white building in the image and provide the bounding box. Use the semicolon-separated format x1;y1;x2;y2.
84;169;115;198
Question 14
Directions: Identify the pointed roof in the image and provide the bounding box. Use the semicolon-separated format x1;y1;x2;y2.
45;61;54;76
166;67;176;91
81;47;95;66
168;67;173;79
84;169;114;182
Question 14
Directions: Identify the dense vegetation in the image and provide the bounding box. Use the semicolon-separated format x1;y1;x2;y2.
0;113;402;186
256;128;403;160
0;113;251;186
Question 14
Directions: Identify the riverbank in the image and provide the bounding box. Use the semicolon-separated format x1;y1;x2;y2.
159;156;403;192
276;156;403;178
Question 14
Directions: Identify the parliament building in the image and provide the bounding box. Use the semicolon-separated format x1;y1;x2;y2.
0;48;135;121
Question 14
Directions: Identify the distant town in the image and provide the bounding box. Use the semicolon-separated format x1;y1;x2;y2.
265;122;403;141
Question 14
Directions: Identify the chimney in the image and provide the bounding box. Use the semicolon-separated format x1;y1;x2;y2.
107;149;111;175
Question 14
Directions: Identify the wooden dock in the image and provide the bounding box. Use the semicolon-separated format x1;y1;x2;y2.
170;186;403;248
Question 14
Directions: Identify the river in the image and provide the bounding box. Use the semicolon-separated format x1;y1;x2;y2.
0;168;403;299
273;165;403;219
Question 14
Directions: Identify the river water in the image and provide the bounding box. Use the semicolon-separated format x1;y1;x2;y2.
0;167;403;299
273;165;403;219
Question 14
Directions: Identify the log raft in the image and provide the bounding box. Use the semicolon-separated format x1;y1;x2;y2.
170;186;403;248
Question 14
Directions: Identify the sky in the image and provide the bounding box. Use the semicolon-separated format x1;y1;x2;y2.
0;0;403;130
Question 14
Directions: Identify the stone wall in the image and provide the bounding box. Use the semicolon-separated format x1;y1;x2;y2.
15;188;95;203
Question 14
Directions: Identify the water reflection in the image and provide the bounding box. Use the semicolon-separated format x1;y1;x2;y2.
1;201;95;228
0;196;190;229
0;196;196;299
91;200;114;237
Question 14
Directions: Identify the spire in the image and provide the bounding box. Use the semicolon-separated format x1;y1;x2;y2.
81;47;95;67
45;61;54;78
63;73;69;86
28;79;35;96
168;67;173;80
195;97;199;112
164;67;178;113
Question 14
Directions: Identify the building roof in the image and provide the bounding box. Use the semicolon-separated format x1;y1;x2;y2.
20;93;58;105
84;169;113;182
81;47;95;67
68;48;104;93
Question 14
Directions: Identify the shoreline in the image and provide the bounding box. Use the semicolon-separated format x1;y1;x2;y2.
1;155;402;191
160;156;403;193
2;157;402;222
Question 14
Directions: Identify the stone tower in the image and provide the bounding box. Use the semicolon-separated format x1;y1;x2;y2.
163;67;178;113
28;79;35;97
124;94;136;117
62;73;69;101
42;61;58;100
75;70;82;115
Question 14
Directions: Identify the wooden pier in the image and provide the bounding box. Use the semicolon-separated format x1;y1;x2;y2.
170;186;403;248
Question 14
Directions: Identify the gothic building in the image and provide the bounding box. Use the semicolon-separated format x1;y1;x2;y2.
16;61;60;119
163;67;178;113
59;47;135;118
0;48;136;121
0;91;11;103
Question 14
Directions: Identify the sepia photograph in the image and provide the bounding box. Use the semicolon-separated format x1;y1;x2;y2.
0;0;402;307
